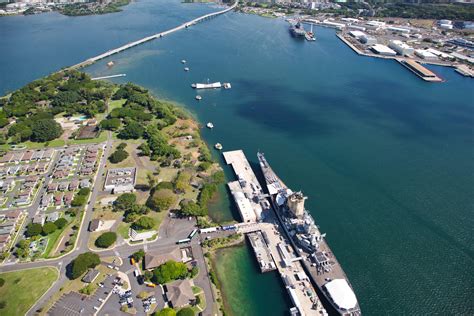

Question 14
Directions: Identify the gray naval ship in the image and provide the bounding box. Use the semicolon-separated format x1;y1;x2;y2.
258;152;361;316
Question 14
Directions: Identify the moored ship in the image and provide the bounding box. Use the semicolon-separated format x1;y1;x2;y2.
257;152;361;316
290;21;306;38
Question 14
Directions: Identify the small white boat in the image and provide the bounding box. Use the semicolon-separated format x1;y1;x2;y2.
195;95;202;101
206;122;214;129
214;143;223;150
181;59;186;64
223;82;232;89
184;67;190;72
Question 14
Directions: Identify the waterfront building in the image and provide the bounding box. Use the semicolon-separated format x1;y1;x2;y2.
349;30;365;39
450;52;474;64
360;34;376;45
370;44;397;56
347;24;366;31
322;20;345;29
415;49;438;60
389;40;414;56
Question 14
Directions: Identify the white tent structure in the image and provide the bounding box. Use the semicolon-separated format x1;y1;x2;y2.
323;279;358;311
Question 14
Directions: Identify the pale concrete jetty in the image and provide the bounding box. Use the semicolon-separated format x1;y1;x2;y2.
223;150;326;316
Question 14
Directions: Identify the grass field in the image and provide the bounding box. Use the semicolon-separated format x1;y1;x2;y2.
0;267;59;316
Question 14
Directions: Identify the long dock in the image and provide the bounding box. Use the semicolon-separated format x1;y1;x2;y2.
68;1;237;70
91;74;126;80
223;150;326;316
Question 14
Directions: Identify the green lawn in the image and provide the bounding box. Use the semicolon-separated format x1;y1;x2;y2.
108;99;126;112
117;210;167;240
0;267;58;316
0;139;66;151
42;227;65;258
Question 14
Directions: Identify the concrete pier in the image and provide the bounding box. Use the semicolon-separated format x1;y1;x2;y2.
246;231;276;273
223;150;326;316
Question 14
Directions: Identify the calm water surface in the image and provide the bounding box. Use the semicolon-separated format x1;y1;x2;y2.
1;2;473;315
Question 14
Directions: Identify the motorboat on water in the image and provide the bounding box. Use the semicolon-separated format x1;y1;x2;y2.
223;82;231;89
184;67;190;71
214;143;222;150
206;122;214;129
195;95;202;101
305;23;316;41
181;59;186;64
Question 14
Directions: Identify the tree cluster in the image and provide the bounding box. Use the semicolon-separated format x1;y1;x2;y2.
71;187;90;207
109;146;129;164
146;188;177;212
25;217;68;237
69;252;100;279
131;249;145;262
95;232;117;248
2;70;112;144
151;260;189;284
131;216;156;231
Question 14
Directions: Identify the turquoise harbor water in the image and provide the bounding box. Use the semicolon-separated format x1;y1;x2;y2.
1;1;474;315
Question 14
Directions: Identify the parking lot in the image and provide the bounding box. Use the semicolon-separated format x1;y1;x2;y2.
49;275;114;316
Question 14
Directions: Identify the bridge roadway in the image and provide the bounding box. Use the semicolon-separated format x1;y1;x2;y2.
70;1;238;70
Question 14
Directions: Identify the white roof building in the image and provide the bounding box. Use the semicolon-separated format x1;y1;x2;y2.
370;44;397;56
232;190;257;223
349;30;366;39
389;40;414;56
415;49;438;60
387;26;411;33
324;279;358;311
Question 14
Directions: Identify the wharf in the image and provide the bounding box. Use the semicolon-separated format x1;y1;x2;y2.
223;150;267;223
398;59;443;82
224;150;326;316
246;231;277;273
455;65;474;77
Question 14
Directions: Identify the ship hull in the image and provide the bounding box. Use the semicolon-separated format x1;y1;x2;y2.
258;152;361;316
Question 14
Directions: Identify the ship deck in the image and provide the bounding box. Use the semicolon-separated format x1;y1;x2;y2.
258;153;361;315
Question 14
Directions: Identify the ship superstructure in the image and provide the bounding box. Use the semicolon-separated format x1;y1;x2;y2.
258;152;361;316
290;21;306;37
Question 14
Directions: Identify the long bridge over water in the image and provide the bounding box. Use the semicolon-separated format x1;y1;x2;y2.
70;1;237;70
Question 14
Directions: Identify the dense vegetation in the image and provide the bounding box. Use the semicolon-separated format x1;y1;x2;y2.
316;1;474;20
0;70;113;145
154;308;177;316
109;83;183;161
374;3;474;20
95;232;117;248
59;0;131;16
71;187;91;207
147;188;177;212
151;260;189;284
131;216;156;231
177;308;195;316
69;252;100;279
113;192;150;223
109;143;129;163
131;249;145;262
